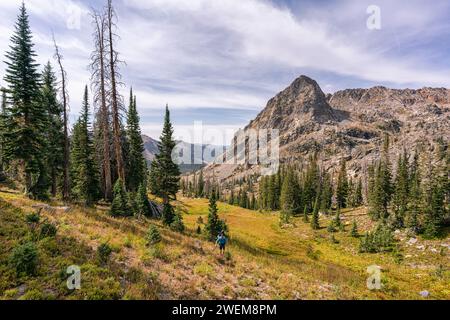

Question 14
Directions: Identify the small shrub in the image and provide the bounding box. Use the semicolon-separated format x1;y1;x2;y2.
9;242;39;276
146;225;162;245
149;243;167;261
359;224;394;253
327;221;337;233
26;212;40;225
196;225;202;234
38;237;59;256
170;212;185;233
306;244;319;260
39;223;57;239
197;216;204;225
330;234;339;244
97;243;113;264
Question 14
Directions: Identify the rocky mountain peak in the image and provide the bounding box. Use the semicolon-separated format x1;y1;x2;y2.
247;75;337;131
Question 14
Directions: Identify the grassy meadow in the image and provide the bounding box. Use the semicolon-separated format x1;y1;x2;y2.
0;186;448;300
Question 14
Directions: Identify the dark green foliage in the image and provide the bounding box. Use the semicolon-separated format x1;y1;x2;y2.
135;184;151;217
2;4;48;198
196;170;204;198
110;179;132;217
350;220;359;238
70;86;100;205
359;224;394;253
162;203;175;226
97;243;112;264
280;169;297;224
26;212;40;225
9;242;39;276
204;194;228;241
407;151;421;232
40;62;64;197
303;154;320;213
126;90;147;192
369;135;393;220
310;197;320;230
392;151;409;228
146;225;162;245
336;159;349;209
327;220;337;233
170;209;185;233
149;106;180;204
302;206;309;223
39;223;57;239
320;172;333;213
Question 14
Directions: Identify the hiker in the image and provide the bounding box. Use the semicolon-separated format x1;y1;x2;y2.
216;231;227;255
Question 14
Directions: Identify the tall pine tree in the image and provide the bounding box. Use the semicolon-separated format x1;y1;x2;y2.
41;62;64;197
126;88;146;192
149;105;181;225
70;86;100;205
3;3;47;197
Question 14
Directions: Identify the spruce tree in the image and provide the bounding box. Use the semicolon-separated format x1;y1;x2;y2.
149;105;181;223
70;86;100;205
392;151;409;228
280;169;296;223
41;62;64;197
320;172;333;214
3;3;47;197
310;197;320;230
204;193;227;241
336;159;349;209
135;183;151;217
407;151;421;232
110;179;132;217
126;89;146;192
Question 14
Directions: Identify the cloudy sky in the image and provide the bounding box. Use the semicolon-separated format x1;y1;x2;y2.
0;0;449;142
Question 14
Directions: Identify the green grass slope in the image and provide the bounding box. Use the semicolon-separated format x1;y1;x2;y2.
0;187;448;300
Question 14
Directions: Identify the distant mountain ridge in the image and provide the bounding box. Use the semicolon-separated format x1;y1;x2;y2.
202;75;450;182
141;134;225;173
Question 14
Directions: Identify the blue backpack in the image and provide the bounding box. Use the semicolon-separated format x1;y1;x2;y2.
218;235;227;246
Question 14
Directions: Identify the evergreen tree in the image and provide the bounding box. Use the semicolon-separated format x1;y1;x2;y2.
280;169;297;223
149;105;180;222
310;197;320;230
0;89;6;177
303;154;320;212
110;179;132;217
126;89;146;192
41;63;64;197
392;151;409;228
354;178;363;207
135;183;151;217
3;3;47;197
204;193;227;241
320;172;333;214
196;170;204;197
407;151;421;232
70;86;100;205
370;138;393;221
336;159;349;209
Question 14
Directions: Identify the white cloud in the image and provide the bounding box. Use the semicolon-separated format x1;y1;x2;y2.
0;0;449;140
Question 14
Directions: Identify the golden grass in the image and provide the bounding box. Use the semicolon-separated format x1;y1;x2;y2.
0;186;448;300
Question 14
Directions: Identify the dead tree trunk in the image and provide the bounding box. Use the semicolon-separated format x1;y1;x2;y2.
91;11;113;201
106;0;126;188
53;36;70;200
